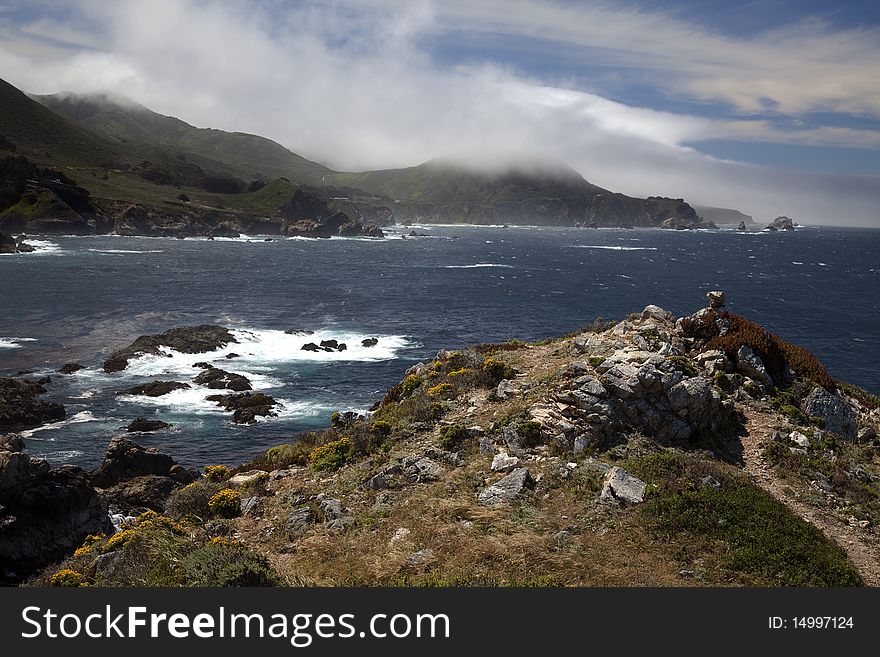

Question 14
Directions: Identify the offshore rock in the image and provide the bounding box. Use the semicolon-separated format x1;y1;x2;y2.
103;325;237;372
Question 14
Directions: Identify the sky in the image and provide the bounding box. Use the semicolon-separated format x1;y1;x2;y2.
0;0;879;226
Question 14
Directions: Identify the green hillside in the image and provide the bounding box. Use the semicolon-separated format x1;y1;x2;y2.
35;91;332;185
0;78;114;166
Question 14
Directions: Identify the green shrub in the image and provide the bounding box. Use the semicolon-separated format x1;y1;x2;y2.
428;382;456;398
49;569;85;587
401;375;422;397
181;542;280;587
207;489;242;519
439;424;470;450
205;464;230;482
482;357;515;383
588;356;605;368
309;437;352;471
167;480;223;519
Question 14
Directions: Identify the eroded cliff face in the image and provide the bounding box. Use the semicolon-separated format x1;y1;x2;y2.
393;193;702;228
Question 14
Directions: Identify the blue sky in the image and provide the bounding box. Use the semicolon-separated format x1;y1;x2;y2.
0;0;878;224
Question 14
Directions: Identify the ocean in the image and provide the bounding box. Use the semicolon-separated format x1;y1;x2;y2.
1;224;878;468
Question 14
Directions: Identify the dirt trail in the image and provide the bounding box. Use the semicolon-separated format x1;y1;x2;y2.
740;406;880;586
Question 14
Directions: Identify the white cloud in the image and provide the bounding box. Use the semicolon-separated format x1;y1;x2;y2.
0;0;877;226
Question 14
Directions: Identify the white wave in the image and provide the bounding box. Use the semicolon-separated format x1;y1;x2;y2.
120;329;410;381
118;386;229;415
443;263;514;269
0;337;36;349
20;411;104;437
18;239;64;255
818;262;829;267
88;248;164;254
792;262;804;265
568;245;658;251
70;387;100;399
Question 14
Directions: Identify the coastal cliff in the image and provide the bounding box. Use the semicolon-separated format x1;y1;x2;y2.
3;293;879;586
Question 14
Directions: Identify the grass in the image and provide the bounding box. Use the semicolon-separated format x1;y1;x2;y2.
626;451;862;586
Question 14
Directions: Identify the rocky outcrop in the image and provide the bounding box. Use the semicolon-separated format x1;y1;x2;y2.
122;380;191;397
103;325;237;372
280;189;384;238
91;436;197;489
0;230;19;254
193;364;252;391
91;436;198;514
0;377;65;430
58;363;84;375
206;392;278;424
0;438;111;582
766;216;795;231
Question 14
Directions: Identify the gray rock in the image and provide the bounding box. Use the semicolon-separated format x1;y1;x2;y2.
240;496;262;516
285;506;315;536
228;470;267;486
574;376;607;397
700;475;721;490
404;548;436;569
496;379;520;400
404;456;443;481
491;452;520;472
478;468;534;505
641;305;674;323
600;467;647;504
706;290;726;309
802;387;858;440
735;345;772;387
857;426;876;442
789;431;811;448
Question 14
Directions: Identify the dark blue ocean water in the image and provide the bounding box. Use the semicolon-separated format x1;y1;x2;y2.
1;224;878;468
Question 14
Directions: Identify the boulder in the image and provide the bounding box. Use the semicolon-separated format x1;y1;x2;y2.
91;436;197;488
706;290;726;309
491;452;520;472
193;365;252;391
301;343;321;352
802;387;858;440
362;338;379;348
478;468;534;505
0;377;65;430
103;325;237;372
126;417;172;432
600;467;646;504
228;470;268;486
735;345;772;387
101;474;180;513
496;379;520;400
286;506;315;537
122;380;191;397
58;363;84;375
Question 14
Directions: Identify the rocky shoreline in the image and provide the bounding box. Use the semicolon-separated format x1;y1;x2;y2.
2;293;879;586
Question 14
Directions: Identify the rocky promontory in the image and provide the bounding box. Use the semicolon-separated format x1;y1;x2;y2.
8;294;880;588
